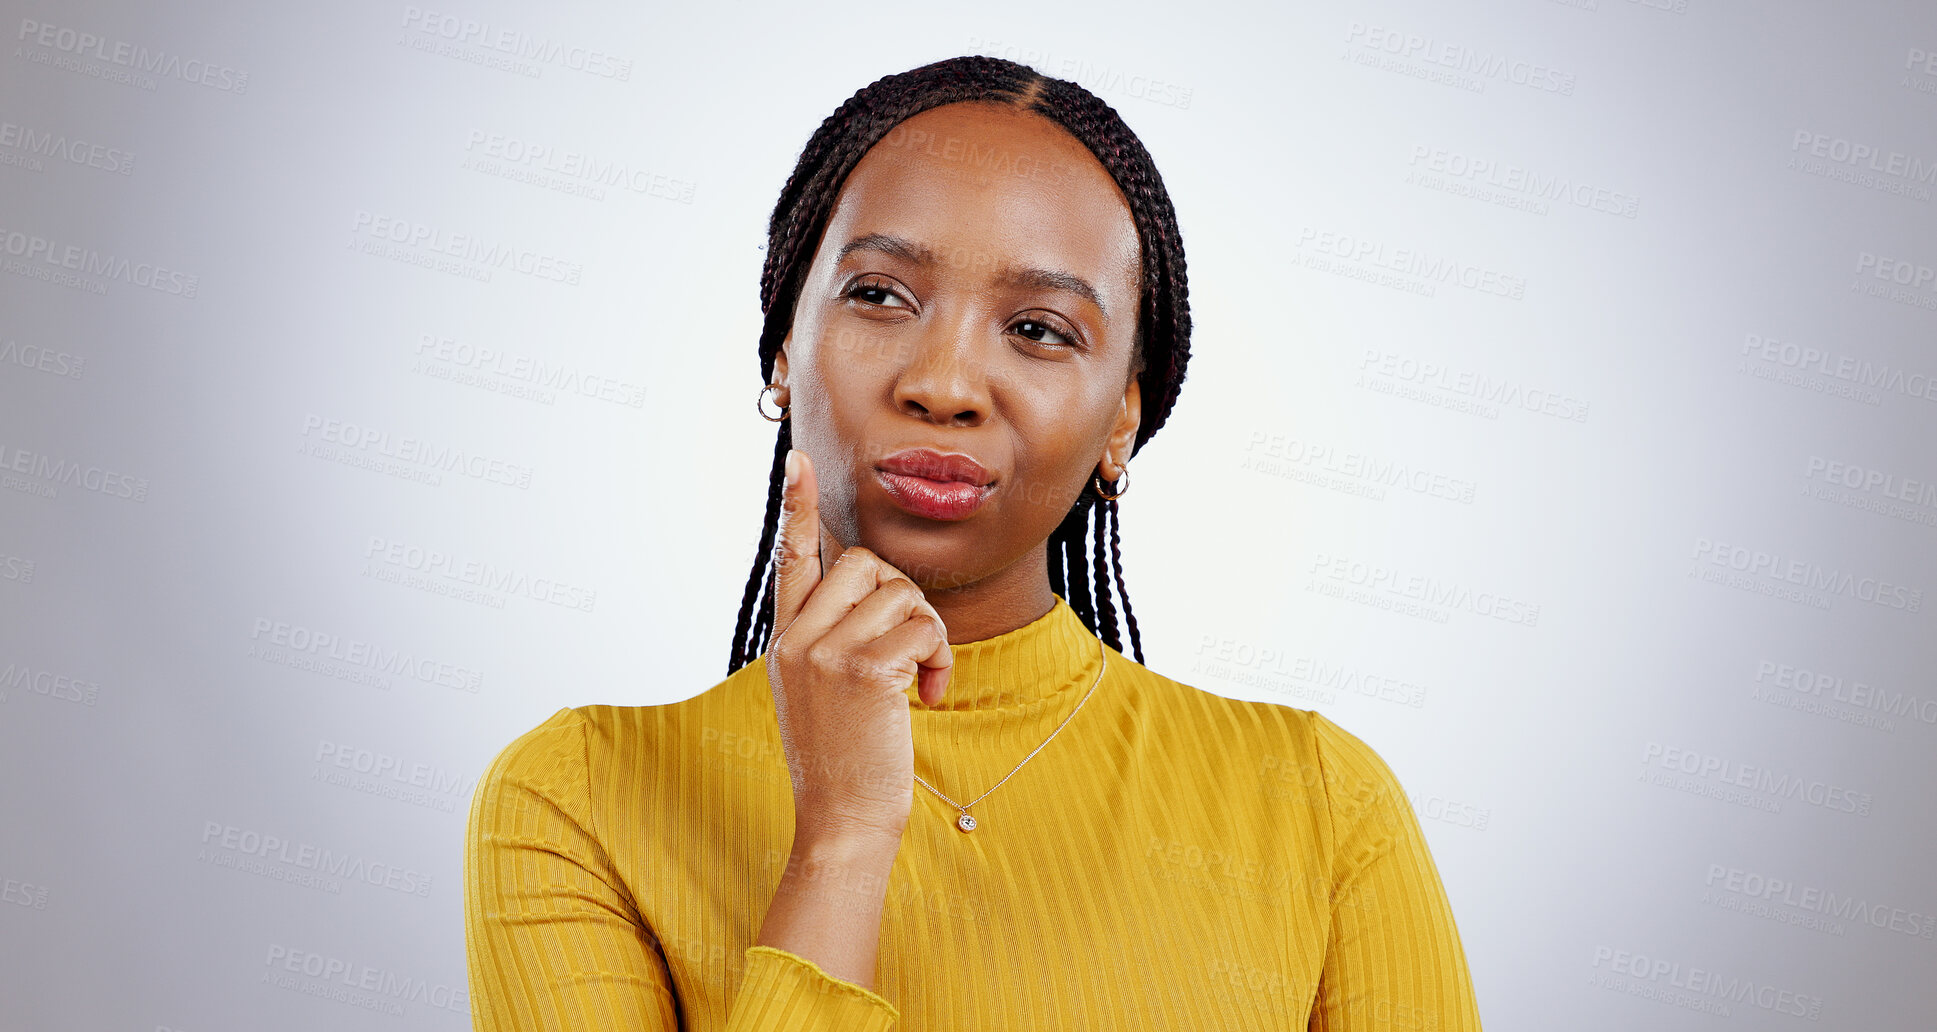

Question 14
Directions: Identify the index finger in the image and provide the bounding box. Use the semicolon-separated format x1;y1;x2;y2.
769;448;820;638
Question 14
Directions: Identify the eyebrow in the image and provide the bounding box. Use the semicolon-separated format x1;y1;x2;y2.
835;232;1109;319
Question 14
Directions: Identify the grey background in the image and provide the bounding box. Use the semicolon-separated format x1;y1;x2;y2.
2;1;1933;1028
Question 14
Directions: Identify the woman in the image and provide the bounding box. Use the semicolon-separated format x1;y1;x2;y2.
465;55;1482;1030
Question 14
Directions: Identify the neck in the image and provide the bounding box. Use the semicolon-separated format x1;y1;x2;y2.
923;542;1059;644
816;528;1059;645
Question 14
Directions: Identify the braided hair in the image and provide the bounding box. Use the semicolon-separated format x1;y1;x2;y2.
727;54;1192;674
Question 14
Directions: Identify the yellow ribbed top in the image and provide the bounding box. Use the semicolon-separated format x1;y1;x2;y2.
463;595;1483;1029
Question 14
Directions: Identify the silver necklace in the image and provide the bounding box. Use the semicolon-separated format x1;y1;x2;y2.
912;633;1107;833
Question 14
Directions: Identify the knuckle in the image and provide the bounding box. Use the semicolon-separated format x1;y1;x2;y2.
845;652;898;685
842;546;878;567
835;651;869;683
803;641;839;674
886;578;923;609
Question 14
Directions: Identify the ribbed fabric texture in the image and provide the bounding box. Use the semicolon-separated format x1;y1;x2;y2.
464;594;1483;1030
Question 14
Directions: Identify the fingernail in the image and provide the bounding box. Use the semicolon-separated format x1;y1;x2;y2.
784;449;800;487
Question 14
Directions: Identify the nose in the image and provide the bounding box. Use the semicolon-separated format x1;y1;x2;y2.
892;310;991;427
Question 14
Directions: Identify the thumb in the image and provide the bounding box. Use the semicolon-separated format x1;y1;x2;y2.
769;448;820;639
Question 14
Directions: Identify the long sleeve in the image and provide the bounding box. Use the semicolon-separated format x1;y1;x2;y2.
463;706;900;1031
1306;713;1483;1031
463;599;1483;1027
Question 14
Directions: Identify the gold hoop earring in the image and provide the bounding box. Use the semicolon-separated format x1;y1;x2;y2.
1092;465;1129;500
757;383;788;422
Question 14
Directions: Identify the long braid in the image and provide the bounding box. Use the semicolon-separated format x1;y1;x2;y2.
728;54;1193;674
1066;524;1095;632
730;421;792;671
1047;524;1067;603
1054;499;1095;635
1107;497;1144;664
1091;495;1119;649
753;563;778;655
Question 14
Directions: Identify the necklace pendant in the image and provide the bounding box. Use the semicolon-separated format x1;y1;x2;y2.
956;812;977;833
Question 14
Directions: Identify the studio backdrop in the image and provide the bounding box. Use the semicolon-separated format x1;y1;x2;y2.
1;1;1933;1029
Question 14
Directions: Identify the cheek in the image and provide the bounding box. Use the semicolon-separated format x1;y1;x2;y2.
816;319;914;371
788;342;884;493
1003;406;1117;521
787;334;849;419
795;363;871;442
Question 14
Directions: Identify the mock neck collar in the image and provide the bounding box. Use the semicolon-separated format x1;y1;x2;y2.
903;594;1104;712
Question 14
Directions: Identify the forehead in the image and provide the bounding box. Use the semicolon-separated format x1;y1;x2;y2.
820;101;1141;302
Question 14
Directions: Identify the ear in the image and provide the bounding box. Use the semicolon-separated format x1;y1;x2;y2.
771;333;792;405
1098;376;1141;481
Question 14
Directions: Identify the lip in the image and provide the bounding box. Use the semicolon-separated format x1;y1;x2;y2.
874;448;996;521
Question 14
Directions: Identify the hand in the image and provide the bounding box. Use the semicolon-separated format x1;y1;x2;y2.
765;448;954;843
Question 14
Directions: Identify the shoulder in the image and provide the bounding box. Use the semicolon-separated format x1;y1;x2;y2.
476;705;590;795
1304;710;1406;800
1120;654;1332;757
476;661;777;793
1126;658;1410;830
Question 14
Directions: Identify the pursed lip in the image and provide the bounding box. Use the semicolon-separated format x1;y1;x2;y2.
875;448;994;487
873;448;997;521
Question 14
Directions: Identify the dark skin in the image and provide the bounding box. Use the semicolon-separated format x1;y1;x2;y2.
753;99;1148;988
770;99;1145;645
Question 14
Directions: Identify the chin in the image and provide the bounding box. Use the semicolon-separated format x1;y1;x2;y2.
856;517;989;592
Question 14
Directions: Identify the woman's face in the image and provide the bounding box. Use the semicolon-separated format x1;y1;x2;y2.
773;99;1144;593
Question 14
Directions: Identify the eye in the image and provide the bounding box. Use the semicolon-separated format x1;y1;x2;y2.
1011;316;1075;348
845;276;911;309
